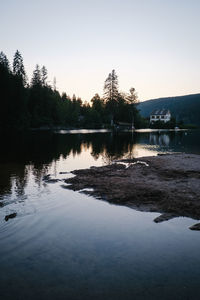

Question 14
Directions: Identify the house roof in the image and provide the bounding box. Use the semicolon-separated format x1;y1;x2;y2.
150;109;170;116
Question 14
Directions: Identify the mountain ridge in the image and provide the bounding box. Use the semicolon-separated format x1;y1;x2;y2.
138;93;200;126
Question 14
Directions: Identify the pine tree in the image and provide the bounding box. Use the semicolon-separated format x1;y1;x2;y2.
31;64;41;86
13;50;27;85
103;70;120;125
41;66;48;86
0;51;10;71
126;87;139;104
104;69;119;103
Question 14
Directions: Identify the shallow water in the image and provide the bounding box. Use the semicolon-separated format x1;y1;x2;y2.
0;129;200;300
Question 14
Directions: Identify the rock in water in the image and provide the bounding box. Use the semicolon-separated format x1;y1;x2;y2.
189;223;200;231
5;213;17;221
154;213;177;223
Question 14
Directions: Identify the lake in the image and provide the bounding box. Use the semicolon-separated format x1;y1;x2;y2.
0;129;200;300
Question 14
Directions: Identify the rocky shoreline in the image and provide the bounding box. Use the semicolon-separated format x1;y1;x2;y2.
64;153;200;229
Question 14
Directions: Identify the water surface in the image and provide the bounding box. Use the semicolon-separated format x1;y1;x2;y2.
0;129;200;300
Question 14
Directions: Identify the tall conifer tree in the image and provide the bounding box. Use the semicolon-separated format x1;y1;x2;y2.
104;70;119;125
13;50;27;85
31;64;41;86
41;66;48;86
104;70;119;102
0;51;10;71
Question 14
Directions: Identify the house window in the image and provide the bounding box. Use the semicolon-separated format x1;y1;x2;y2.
151;116;155;119
161;116;164;119
156;116;159;119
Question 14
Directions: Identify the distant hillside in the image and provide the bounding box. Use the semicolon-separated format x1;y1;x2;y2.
138;93;200;126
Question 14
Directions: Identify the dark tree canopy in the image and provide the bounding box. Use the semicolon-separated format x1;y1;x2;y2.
0;51;10;71
0;50;145;131
91;94;104;112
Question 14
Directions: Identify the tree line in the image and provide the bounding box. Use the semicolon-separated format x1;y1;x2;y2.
0;50;145;131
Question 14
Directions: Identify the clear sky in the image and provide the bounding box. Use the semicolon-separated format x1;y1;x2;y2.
0;0;199;101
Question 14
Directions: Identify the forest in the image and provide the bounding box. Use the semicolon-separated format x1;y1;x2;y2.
0;50;145;131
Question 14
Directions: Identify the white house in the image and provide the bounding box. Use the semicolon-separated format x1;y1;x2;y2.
150;109;171;123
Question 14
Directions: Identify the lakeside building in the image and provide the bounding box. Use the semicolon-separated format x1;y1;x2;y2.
150;109;171;123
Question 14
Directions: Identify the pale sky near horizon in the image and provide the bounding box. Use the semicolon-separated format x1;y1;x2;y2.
0;0;200;102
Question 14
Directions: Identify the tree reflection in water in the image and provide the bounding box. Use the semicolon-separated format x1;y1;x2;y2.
0;130;199;200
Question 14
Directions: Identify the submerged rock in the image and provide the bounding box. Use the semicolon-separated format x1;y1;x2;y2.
43;174;51;181
59;171;69;174
189;223;200;231
45;179;60;183
154;213;178;223
5;213;17;221
43;174;60;183
0;202;4;207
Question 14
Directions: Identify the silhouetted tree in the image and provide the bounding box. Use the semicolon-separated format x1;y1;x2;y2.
104;70;119;102
91;93;106;124
91;94;104;111
31;64;41;86
126;87;139;104
0;51;10;71
104;70;120;125
13;50;27;86
41;66;48;86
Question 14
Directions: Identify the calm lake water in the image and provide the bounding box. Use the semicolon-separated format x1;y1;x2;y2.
0;129;200;300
